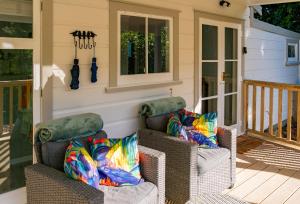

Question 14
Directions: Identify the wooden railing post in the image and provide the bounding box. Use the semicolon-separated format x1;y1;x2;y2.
278;89;283;138
297;91;300;142
260;86;265;133
243;82;249;131
0;86;3;135
287;91;292;141
252;85;257;131
269;87;274;135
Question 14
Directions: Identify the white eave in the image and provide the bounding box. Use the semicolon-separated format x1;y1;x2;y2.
247;0;300;5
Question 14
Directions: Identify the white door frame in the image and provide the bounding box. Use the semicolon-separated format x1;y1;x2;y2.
0;0;41;202
198;17;242;133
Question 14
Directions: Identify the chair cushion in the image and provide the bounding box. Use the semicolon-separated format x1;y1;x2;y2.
99;182;158;204
146;114;170;132
41;130;107;171
197;147;230;175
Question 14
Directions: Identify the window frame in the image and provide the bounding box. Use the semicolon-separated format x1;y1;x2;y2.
117;11;174;86
108;1;180;92
286;39;299;66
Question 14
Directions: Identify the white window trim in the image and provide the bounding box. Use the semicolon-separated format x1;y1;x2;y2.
287;42;299;65
117;11;174;86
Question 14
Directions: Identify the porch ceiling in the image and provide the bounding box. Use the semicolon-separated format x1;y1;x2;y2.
247;0;300;5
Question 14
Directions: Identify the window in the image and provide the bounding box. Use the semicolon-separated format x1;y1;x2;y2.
286;39;299;66
109;1;179;90
118;12;172;85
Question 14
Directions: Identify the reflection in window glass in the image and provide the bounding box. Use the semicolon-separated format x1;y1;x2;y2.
225;28;238;60
0;0;33;38
121;15;146;75
148;18;169;73
202;98;217;114
202;25;218;60
202;62;218;97
0;49;33;195
225;61;237;94
224;94;237;126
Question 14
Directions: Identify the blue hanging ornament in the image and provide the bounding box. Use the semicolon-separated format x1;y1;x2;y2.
70;58;80;90
91;57;98;83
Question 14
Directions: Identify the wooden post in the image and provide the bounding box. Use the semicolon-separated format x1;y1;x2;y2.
297;91;300;142
269;87;274;136
0;86;3;135
260;86;265;133
243;82;249;131
26;82;31;109
9;86;13;128
18;85;22;110
278;89;283;138
252;85;257;131
287;90;292;141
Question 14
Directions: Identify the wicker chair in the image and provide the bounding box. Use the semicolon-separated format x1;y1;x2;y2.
25;114;166;204
139;120;236;203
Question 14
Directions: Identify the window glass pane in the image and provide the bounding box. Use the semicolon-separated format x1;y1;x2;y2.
202;25;218;60
225;28;238;60
288;45;296;58
225;61;237;94
202;62;218;97
224;94;237;126
0;49;33;194
148;18;169;73
202;98;217;114
0;0;33;38
121;15;146;75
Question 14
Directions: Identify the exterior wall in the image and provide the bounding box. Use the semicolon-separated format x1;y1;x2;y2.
50;0;247;138
244;15;300;130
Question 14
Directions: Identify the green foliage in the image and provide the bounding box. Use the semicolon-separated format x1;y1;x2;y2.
0;21;32;38
255;3;300;33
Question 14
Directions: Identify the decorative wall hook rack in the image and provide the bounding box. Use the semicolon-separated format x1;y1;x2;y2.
70;30;97;50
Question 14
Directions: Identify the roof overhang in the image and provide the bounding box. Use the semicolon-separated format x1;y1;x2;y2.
247;0;300;5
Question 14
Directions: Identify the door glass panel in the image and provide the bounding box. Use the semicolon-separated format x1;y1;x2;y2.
148;18;170;73
225;61;237;94
224;94;237;126
120;15;146;75
202;62;218;97
0;49;33;194
0;0;33;38
202;98;218;114
225;28;238;60
202;25;218;60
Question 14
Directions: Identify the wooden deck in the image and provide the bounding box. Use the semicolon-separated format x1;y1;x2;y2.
224;136;300;204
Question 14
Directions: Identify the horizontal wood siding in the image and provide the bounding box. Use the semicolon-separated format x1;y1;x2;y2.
51;0;246;137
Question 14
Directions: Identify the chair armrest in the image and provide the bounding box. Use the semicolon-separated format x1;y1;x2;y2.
138;128;198;203
138;145;165;204
217;127;237;185
25;163;104;204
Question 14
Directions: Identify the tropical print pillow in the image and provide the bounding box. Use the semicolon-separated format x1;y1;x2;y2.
166;114;188;140
89;133;143;187
168;110;218;148
64;140;100;189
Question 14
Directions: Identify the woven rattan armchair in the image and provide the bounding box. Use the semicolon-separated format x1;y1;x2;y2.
139;127;236;204
25;144;165;204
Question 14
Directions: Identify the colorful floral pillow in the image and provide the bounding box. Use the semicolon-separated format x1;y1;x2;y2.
64;140;100;189
187;112;218;148
166;114;188;140
89;133;143;187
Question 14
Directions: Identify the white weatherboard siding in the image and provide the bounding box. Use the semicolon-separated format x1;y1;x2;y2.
244;20;299;131
51;0;247;138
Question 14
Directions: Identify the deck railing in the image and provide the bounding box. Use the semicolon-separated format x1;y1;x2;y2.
0;79;32;136
244;80;300;146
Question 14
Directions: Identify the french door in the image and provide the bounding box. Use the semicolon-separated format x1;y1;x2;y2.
199;18;242;130
0;0;41;203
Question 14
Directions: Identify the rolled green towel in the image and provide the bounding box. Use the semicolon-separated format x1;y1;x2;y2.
140;96;186;117
36;113;103;143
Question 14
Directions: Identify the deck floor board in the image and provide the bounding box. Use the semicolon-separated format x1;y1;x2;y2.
223;136;300;204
